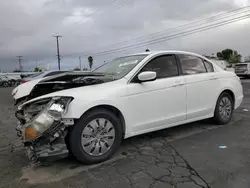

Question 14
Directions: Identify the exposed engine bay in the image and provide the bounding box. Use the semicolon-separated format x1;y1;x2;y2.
15;72;115;106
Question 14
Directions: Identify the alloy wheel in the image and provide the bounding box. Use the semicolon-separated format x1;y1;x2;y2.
219;96;232;120
81;118;115;156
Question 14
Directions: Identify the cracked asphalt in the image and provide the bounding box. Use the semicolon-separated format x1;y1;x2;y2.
0;80;250;188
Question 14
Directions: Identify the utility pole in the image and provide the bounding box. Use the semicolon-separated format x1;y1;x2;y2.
17;56;23;71
79;57;82;70
53;35;62;70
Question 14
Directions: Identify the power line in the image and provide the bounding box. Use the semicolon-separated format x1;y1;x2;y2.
89;13;250;56
53;35;62;70
98;5;250;49
62;8;250;58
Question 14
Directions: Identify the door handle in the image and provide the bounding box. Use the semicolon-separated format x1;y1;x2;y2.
173;80;185;86
209;76;217;80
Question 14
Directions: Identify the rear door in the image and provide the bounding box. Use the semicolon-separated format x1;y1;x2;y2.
178;54;221;120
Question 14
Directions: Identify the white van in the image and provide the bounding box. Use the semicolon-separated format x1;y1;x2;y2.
234;62;250;78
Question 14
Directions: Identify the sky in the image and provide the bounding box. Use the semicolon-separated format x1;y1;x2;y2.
0;0;250;72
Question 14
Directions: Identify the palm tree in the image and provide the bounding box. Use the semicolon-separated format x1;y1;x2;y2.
88;56;93;70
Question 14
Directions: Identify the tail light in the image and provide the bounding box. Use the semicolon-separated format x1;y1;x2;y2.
21;80;28;84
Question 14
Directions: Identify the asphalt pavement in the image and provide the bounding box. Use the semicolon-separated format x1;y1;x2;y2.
0;80;250;188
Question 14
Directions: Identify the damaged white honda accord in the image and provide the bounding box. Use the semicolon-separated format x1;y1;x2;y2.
15;51;243;164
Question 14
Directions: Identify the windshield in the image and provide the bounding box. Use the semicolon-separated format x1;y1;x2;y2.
27;72;44;78
93;55;147;79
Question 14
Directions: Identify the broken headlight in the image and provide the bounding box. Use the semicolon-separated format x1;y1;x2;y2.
23;97;73;142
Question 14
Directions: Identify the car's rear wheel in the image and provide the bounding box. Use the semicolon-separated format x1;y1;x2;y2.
69;108;123;164
213;92;234;125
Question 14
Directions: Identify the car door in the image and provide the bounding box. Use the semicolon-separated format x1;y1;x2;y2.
178;54;220;120
125;54;187;135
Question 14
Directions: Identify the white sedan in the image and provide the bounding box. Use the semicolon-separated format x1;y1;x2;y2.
15;50;243;164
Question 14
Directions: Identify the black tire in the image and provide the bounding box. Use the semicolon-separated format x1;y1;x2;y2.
213;92;234;125
69;108;123;164
3;81;8;87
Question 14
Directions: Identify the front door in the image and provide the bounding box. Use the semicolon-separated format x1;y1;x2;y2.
125;54;187;135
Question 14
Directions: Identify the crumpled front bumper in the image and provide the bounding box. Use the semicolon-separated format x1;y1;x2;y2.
15;122;70;164
26;142;69;163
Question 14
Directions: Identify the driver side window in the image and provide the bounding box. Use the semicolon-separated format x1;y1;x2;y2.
140;54;179;79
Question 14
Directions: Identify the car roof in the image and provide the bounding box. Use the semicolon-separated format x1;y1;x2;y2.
128;50;205;57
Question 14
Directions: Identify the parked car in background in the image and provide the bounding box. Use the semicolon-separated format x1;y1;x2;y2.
14;51;243;165
0;76;11;87
234;62;250;78
20;70;69;84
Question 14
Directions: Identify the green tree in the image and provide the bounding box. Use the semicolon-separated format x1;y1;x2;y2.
216;49;242;65
73;67;81;71
216;52;223;60
82;68;88;71
216;49;233;61
88;56;93;70
34;67;42;72
228;51;242;64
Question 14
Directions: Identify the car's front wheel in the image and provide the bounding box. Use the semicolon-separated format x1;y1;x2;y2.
69;108;123;164
213;92;234;125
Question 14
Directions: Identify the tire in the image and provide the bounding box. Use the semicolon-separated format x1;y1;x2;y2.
3;82;8;87
69;108;123;164
213;92;234;125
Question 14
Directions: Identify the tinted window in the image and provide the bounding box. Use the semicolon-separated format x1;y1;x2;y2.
45;71;67;77
179;55;206;75
140;55;178;79
204;60;214;72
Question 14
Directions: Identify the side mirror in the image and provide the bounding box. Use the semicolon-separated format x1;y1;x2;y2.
137;71;157;82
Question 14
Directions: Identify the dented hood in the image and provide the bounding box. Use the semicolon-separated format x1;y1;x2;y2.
12;78;44;100
13;71;115;102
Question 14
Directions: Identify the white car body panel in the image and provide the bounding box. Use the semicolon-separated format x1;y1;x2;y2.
20;51;244;139
184;72;220;119
125;76;186;135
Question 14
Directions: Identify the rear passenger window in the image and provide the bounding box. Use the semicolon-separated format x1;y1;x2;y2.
179;54;206;75
204;60;214;72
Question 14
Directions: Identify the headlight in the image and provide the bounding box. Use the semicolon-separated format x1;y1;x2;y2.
23;97;73;142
